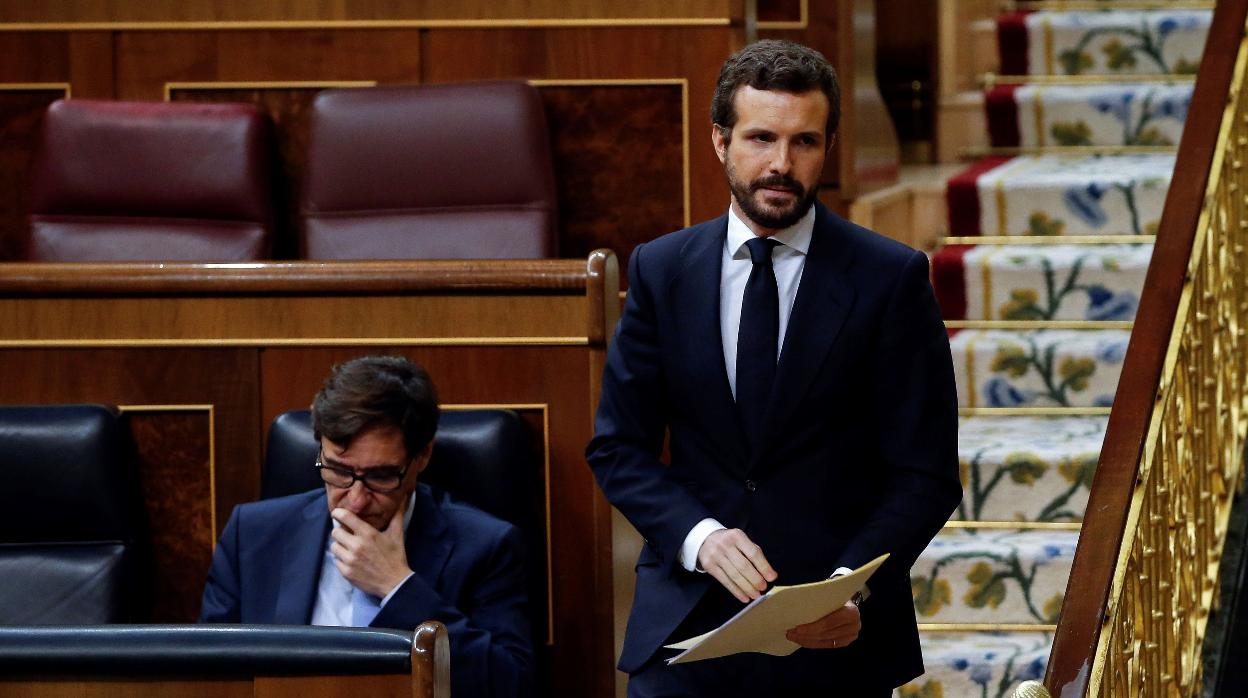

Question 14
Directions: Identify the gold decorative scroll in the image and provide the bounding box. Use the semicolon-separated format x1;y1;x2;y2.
1088;27;1248;698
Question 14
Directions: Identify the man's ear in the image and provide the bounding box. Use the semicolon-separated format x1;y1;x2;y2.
711;124;729;164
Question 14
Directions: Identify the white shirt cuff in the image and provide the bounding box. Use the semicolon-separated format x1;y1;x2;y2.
830;567;870;601
380;572;415;607
678;518;727;572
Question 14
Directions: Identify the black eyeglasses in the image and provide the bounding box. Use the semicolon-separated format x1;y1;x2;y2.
315;449;411;494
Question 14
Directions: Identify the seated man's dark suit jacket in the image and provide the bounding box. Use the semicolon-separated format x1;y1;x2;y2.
200;482;532;698
587;202;962;689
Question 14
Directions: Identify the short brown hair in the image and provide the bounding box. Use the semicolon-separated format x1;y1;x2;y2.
710;39;840;142
311;355;439;457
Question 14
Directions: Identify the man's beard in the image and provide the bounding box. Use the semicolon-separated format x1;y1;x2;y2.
725;159;819;230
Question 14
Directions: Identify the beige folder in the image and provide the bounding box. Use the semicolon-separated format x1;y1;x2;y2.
664;553;889;664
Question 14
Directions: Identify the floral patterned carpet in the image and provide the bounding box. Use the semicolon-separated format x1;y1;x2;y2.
898;3;1210;697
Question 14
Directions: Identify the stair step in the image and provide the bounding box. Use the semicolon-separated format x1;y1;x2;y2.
912;529;1078;625
956;415;1105;523
950;329;1130;408
933;243;1151;321
986;82;1192;148
998;9;1210;76
896;632;1050;698
947;153;1174;239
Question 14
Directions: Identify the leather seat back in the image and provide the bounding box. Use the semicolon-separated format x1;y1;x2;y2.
28;99;274;261
300;82;557;260
0;405;144;623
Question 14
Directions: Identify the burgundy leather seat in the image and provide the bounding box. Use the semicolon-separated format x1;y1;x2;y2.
27;99;273;262
301;82;557;260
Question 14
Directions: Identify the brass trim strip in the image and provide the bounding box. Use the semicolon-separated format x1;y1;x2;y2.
164;80;377;101
962;145;1177;157
995;178;1008;237
530;78;691;228
756;0;808;30
965;331;980;410
438;402;555;646
919;623;1057;632
984;74;1197;86
943;235;1155;245
118;404;217;538
0;18;735;32
1003;0;1212;10
0;82;72;98
1043;16;1055;76
0;337;590;348
946;320;1135;330
943;521;1083;530
960;407;1113;416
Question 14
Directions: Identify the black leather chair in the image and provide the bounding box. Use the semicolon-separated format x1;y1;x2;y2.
0;405;146;623
262;408;546;647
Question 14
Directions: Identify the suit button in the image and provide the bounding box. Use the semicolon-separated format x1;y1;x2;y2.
745;479;757;492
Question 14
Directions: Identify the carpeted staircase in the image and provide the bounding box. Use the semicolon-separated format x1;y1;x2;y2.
896;4;1210;696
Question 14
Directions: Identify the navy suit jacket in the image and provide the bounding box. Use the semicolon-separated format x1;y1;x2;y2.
200;483;532;698
587;203;961;687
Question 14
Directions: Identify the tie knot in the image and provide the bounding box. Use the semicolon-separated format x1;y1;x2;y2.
744;237;781;265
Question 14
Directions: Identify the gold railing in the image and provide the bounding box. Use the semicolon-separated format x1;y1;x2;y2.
1090;37;1248;693
1019;5;1248;697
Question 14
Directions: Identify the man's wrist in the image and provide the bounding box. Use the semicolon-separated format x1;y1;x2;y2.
379;571;415;607
679;518;727;572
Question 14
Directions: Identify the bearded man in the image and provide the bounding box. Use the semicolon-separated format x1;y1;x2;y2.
586;40;961;696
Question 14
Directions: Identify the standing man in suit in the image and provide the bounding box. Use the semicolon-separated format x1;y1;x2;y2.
587;40;961;695
201;356;532;698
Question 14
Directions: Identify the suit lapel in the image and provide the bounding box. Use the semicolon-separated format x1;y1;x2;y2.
668;215;750;471
756;207;857;466
404;485;452;590
274;492;330;624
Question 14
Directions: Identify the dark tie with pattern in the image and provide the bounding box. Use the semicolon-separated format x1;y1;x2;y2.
736;236;782;455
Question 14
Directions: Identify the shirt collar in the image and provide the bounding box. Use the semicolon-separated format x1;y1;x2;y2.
726;203;815;258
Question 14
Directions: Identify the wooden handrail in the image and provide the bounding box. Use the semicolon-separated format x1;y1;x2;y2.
1043;1;1248;694
0;258;596;296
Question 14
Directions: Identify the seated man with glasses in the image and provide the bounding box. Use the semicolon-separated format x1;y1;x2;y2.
200;355;533;698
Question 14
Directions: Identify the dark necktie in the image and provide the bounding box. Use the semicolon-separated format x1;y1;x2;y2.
736;236;782;455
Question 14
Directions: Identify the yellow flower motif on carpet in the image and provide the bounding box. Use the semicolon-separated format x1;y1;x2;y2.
912;576;952;617
991;344;1030;378
899;680;945;698
1058;357;1096;392
1005;452;1048;485
965;562;1007;609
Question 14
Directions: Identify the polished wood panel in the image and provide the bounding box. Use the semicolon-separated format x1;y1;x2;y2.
126;409;214;623
0;1;736;24
1043;1;1248;695
117;31;422;102
758;0;803;23
540;84;685;279
0;88;64;259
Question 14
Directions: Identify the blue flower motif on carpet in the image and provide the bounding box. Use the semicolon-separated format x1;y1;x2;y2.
1064;183;1109;228
985;377;1032;407
1095;337;1129;363
1086;285;1138;321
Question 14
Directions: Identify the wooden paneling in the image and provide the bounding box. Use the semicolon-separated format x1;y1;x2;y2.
0;1;736;24
540;84;685;279
125;409;214;622
0;88;66;260
117;31;422;101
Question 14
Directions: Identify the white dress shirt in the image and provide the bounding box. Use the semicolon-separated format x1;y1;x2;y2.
677;206;853;581
311;491;417;626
